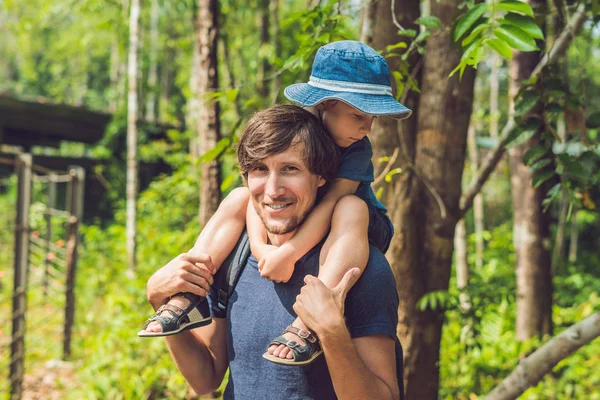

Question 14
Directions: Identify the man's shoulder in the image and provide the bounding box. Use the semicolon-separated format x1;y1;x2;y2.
353;245;396;294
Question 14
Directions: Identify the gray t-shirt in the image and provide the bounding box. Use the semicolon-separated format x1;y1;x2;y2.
210;243;400;399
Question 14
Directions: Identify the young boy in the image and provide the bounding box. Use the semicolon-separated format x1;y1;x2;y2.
139;40;411;366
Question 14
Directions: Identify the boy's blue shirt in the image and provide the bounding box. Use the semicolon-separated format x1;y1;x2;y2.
336;136;389;214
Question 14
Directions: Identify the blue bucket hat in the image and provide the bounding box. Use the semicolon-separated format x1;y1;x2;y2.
284;40;412;120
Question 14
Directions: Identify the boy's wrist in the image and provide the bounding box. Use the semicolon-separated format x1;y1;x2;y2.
279;242;301;262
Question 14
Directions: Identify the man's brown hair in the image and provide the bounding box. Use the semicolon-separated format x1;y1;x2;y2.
237;104;339;181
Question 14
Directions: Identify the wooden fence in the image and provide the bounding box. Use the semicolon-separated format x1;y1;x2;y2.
0;153;84;400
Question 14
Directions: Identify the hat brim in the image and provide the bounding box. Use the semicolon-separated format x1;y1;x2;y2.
284;83;412;120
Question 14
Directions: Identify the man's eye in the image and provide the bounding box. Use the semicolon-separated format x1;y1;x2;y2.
284;166;299;172
252;166;268;172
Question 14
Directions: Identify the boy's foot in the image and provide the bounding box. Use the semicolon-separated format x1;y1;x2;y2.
143;295;190;333
263;323;323;365
138;293;211;337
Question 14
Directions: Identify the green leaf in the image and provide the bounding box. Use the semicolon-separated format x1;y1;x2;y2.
494;25;538;52
487;37;513;59
557;154;589;182
462;22;489;47
415;30;431;43
523;145;548;165
504;128;538;149
546;183;561;198
586;112;600;128
398;29;417;38
385;168;404;183
502;13;544;39
226;88;239;103
220;174;239;192
417;16;442;29
532;170;555;188
454;3;488;42
544;78;567;92
461;37;484;63
530;158;552;171
514;90;540;117
496;1;534;17
197;138;231;164
546;103;562;113
386;42;408;52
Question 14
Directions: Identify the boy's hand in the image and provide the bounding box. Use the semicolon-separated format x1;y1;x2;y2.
257;245;297;283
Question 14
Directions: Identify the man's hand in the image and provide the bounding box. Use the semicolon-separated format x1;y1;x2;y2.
293;268;360;337
146;253;215;310
257;245;297;283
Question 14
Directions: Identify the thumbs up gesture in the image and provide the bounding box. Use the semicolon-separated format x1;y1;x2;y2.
293;268;361;337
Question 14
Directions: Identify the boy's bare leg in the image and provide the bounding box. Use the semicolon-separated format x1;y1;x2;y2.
268;195;369;359
144;187;250;333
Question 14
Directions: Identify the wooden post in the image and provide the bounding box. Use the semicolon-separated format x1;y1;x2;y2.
11;153;32;400
63;166;84;360
43;174;57;299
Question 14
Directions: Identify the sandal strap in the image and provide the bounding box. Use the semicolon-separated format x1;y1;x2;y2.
283;325;318;344
160;303;185;316
269;334;321;362
175;292;202;302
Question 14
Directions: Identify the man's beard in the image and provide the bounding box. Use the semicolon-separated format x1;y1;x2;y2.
256;200;312;235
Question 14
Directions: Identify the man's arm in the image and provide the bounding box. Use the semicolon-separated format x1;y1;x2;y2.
293;269;400;400
321;328;399;399
146;254;229;395
164;319;229;395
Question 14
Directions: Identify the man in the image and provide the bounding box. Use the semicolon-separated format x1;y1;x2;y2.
145;105;402;399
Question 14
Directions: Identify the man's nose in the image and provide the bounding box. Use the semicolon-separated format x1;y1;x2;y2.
265;172;285;198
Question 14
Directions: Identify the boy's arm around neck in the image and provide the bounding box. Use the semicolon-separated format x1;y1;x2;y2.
280;178;360;261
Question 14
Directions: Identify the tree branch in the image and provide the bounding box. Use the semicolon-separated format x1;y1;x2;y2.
484;312;600;400
459;5;588;217
373;147;399;187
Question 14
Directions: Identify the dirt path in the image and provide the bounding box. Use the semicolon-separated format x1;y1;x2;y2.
22;360;77;400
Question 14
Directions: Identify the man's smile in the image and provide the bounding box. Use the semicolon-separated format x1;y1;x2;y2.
264;201;295;212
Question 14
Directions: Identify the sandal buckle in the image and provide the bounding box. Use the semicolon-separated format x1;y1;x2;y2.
296;329;311;339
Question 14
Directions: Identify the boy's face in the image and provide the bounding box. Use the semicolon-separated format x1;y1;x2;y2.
319;101;376;148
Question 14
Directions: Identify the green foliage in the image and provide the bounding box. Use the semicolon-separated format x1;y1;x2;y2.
440;222;600;399
507;69;600;213
451;0;544;78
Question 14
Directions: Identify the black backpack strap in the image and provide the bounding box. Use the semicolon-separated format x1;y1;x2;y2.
210;230;251;318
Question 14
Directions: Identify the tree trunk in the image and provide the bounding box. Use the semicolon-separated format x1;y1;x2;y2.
271;0;281;105
160;42;173;122
220;31;242;118
508;0;553;341
468;121;484;269
257;0;271;100
195;0;222;226
365;0;476;398
568;206;578;262
552;196;568;272
145;0;159;122
109;34;120;113
489;52;500;139
126;0;140;273
188;5;201;159
485;313;600;400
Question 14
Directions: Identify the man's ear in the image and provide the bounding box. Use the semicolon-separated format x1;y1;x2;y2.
318;176;327;187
